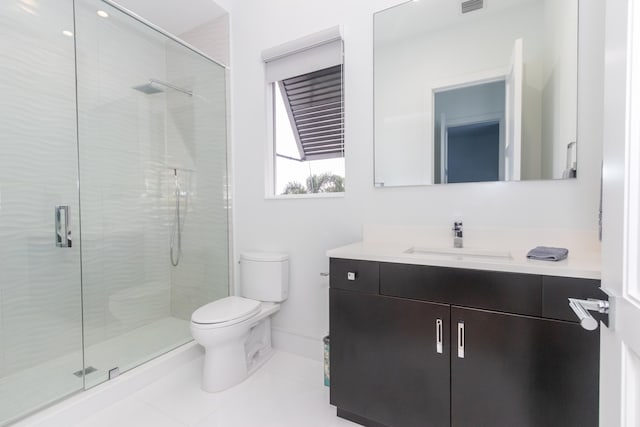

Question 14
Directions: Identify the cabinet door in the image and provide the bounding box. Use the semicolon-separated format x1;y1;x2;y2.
450;306;599;427
330;289;450;427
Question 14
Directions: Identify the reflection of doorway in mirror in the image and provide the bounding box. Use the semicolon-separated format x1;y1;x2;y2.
444;121;501;184
432;38;523;184
433;80;506;184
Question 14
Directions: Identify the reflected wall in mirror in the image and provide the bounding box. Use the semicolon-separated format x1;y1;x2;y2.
374;0;578;186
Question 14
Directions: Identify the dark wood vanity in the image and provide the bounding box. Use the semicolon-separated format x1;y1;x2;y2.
329;258;604;427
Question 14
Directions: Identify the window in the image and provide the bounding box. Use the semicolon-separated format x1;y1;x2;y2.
263;27;344;196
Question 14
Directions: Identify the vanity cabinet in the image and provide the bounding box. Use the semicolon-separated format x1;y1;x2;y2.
329;258;603;427
450;306;599;427
330;289;450;427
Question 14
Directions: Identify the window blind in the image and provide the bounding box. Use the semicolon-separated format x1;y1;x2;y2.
264;26;344;161
262;26;343;83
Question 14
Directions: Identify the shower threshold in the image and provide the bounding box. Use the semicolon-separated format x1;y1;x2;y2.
0;317;190;425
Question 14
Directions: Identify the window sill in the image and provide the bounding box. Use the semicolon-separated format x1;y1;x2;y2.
265;192;345;200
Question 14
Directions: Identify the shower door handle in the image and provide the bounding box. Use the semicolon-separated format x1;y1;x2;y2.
55;205;72;248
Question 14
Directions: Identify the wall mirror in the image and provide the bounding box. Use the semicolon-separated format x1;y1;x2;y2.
373;0;579;187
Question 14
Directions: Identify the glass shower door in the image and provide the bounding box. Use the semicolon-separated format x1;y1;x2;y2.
0;1;84;424
75;0;229;389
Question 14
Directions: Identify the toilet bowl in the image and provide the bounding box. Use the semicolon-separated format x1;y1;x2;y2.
190;252;288;392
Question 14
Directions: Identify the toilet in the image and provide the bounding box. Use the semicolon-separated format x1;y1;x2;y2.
190;252;288;392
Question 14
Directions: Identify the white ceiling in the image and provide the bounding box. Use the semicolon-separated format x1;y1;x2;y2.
112;0;228;35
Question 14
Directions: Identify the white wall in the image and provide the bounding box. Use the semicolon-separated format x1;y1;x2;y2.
224;0;605;360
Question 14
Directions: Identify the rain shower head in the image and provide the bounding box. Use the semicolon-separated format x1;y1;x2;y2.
132;82;164;95
132;78;192;96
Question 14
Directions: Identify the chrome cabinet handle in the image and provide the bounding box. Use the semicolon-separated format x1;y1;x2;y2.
457;321;465;359
436;318;443;354
55;205;72;248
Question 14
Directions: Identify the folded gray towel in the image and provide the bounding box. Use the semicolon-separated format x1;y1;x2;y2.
527;246;569;261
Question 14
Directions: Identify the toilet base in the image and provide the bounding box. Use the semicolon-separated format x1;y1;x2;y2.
202;334;249;392
198;307;279;393
246;317;274;375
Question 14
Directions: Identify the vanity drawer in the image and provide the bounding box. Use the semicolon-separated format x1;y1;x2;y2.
380;262;542;316
542;276;605;323
330;258;379;295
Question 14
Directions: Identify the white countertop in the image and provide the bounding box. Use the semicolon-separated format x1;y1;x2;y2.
326;225;602;280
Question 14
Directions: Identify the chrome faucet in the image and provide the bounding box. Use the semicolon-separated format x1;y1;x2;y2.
452;221;463;248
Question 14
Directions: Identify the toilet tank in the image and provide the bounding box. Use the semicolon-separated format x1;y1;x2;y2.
240;252;289;302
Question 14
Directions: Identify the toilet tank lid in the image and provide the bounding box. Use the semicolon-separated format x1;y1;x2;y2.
241;252;288;262
191;296;261;324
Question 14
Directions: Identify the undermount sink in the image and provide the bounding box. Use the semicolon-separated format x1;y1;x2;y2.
404;246;513;260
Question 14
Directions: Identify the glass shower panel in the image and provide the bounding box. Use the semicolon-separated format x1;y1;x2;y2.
0;1;84;424
75;0;229;388
164;39;230;322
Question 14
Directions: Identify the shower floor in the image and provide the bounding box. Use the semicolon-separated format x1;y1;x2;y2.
0;317;190;425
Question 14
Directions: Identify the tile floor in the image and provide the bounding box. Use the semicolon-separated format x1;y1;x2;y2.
74;351;358;427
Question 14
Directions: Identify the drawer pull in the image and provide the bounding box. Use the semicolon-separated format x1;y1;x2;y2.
457;321;465;359
436;318;443;354
347;272;357;281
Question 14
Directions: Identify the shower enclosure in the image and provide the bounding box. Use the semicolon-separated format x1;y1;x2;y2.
0;0;229;424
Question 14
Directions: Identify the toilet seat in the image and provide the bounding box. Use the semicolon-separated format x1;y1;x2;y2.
191;296;261;328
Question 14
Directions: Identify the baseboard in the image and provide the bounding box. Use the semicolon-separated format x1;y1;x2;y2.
14;342;203;427
271;327;324;362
